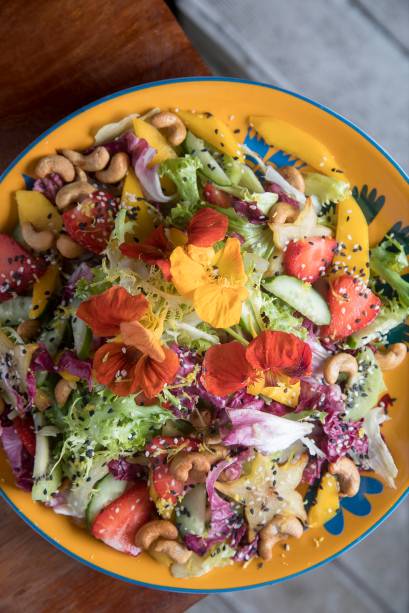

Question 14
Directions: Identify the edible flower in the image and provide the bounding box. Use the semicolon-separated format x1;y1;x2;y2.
202;330;312;406
170;237;248;328
120;225;173;280
77;286;179;397
187;207;229;247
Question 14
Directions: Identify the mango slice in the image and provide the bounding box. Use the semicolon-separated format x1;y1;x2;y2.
332;195;370;282
16;190;62;233
30;264;60;319
120;170;155;242
132;118;177;165
308;472;340;528
175;110;244;161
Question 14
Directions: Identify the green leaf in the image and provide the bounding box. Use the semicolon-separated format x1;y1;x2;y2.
352;185;385;223
384;221;409;254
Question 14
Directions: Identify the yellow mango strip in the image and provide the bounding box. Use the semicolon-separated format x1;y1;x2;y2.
16;190;62;233
132;117;177;166
308;473;340;528
332;196;370;282
249;116;340;176
29;264;60;319
175;110;244;161
120;170;155;242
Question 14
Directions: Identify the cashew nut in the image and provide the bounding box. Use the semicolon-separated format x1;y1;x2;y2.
34;389;52;412
55;378;77;407
55;180;94;210
16;319;40;341
56;234;84;259
135;520;178;549
268;201;299;224
151;112;187;146
61;146;110;172
279;166;305;192
170;452;212;483
258;515;304;561
75;166;88;182
329;457;360;497
35;155;75;182
375;343;407;371
21;222;55;252
323;353;358;385
190;409;212;431
151;538;192;564
95;152;129;183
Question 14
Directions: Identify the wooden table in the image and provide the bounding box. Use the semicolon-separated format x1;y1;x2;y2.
0;1;208;611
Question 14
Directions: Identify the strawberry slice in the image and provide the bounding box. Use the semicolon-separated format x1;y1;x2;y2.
151;463;184;505
14;416;36;456
91;482;153;555
203;182;232;208
321;275;381;340
0;234;46;302
284;236;337;283
63;190;119;254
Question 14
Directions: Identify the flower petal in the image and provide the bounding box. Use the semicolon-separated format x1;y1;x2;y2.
193;283;248;328
246;331;312;378
247;377;301;408
120;226;172;280
133;347;180;398
93;342;140;396
187;207;229;247
77;286;149;337
213;238;247;285
202;342;253;396
170;246;209;298
120;320;165;362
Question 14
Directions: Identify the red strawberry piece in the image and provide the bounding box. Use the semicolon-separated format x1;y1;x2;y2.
203;182;232;208
91;482;153;555
321;275;381;340
284;236;337;283
151;463;184;505
14;416;36;456
63;190;119;254
0;234;46;302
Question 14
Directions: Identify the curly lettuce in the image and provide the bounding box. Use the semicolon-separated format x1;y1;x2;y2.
260;293;308;339
215;206;275;259
370;237;409;307
304;172;351;205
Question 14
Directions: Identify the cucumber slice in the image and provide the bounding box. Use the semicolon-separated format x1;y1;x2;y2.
86;473;128;527
32;413;61;502
0;296;32;325
31;466;61;503
66;458;110;518
263;275;331;326
223;155;242;185
176;484;206;537
185;131;231;186
38;314;68;356
72;314;92;359
239;164;264;193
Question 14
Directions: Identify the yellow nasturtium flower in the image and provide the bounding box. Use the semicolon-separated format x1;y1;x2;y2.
170;237;248;328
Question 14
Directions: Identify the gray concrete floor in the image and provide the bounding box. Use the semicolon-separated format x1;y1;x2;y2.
173;1;409;611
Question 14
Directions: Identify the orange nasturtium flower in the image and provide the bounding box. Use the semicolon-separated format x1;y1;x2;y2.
119;225;173;280
187;207;229;247
202;331;312;407
170;237;248;329
77;286;179;397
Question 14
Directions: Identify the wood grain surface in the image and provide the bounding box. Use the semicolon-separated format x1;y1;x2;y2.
0;0;208;610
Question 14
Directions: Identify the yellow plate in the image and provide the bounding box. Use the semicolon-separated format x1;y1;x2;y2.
0;77;408;593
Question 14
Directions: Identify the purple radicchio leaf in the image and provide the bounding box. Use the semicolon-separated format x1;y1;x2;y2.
232;199;268;225
0;422;33;491
33;173;65;203
57;351;93;390
265;181;300;207
108;458;148;481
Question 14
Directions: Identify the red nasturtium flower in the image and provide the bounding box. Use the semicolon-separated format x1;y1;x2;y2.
77;286;179;397
120;225;173;280
202;331;312;398
187;207;229;247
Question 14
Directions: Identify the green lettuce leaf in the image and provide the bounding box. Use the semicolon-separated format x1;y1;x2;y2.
304;172;351;205
215;206;275;259
260;293;308;339
370;237;409;307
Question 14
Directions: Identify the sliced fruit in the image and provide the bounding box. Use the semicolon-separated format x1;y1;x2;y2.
132;117;177;165
185;131;231;186
149;464;185;519
63;190;119;254
120;170;155;242
91;482;153;555
86;473;128;527
0;296;32;325
263;275;331;326
175;110;244;161
0;234;46;302
203;182;232;208
13;416;36;456
332;196;370;283
29;264;60;319
321;275;381;340
16;190;62;233
284;236;337;283
248;116;341;176
344;348;386;421
308;472;340;528
176;483;206;537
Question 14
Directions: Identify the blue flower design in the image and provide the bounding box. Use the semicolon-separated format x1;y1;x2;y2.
22;173;35;189
324;476;383;535
244;128;270;158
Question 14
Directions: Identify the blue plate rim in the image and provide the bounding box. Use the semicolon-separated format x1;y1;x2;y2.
0;76;408;594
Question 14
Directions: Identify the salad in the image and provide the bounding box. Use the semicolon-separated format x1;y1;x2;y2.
0;108;408;578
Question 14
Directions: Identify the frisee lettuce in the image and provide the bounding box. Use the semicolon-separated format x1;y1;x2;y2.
214;206;275;259
370;237;409;307
304;172;350;205
260;293;308;339
160;155;202;205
